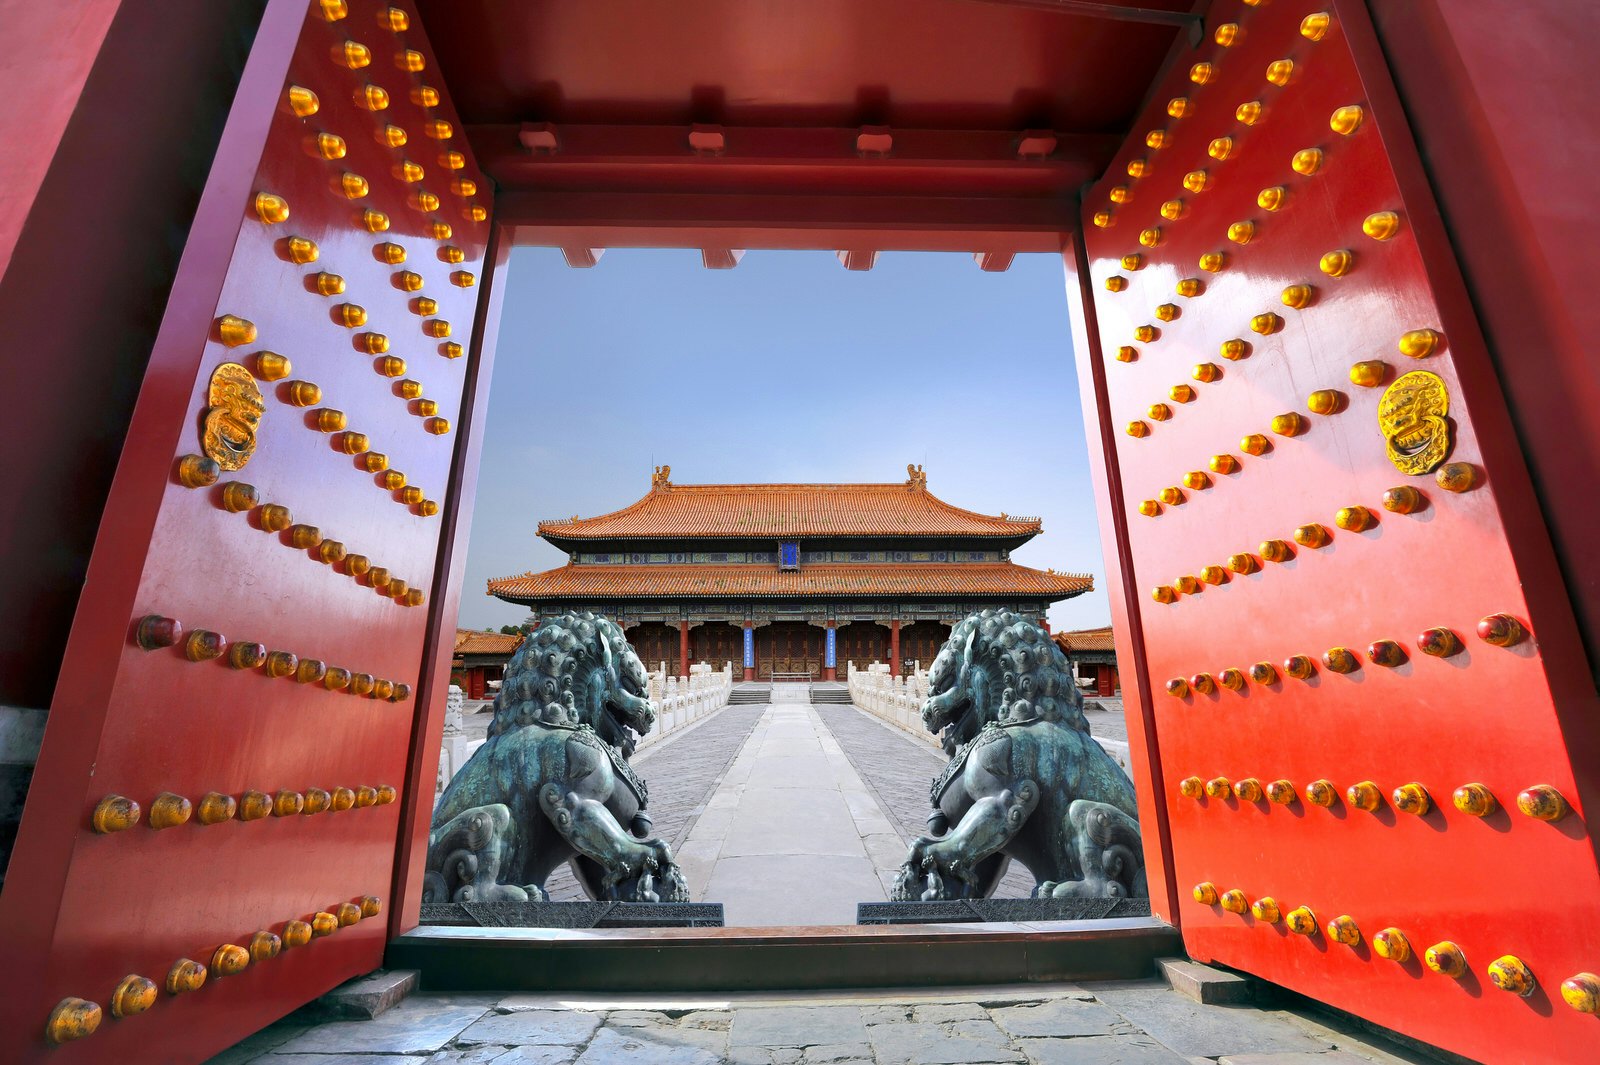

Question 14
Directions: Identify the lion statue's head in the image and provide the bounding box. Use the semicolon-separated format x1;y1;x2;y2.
488;612;656;753
920;609;1085;751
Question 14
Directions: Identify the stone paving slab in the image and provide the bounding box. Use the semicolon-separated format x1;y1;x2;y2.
429;1049;576;1065
575;1025;724;1064
704;853;888;926
218;980;1440;1065
866;1016;1024;1064
1218;1053;1385;1065
680;704;921;923
1083;982;1335;1059
990;997;1126;1038
268;996;497;1056
268;1049;432;1055
1016;1034;1186;1064
731;1004;871;1048
455;1009;603;1047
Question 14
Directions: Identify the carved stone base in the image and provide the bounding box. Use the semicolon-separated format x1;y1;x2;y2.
856;897;1151;925
421;901;724;928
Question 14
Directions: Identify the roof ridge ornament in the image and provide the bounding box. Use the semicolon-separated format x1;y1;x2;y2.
906;463;927;489
651;464;672;489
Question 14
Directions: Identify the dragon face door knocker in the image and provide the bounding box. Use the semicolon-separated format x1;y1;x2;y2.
894;609;1145;901
200;362;265;471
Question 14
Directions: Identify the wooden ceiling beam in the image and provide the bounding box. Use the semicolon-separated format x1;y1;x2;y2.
496;190;1075;254
469;123;1120;201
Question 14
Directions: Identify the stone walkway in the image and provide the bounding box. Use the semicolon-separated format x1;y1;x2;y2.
487;692;1124;915
209;979;1438;1065
676;697;909;925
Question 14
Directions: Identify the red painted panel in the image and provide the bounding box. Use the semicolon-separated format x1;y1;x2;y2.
0;1;494;1061
416;0;1190;130
1076;2;1600;1061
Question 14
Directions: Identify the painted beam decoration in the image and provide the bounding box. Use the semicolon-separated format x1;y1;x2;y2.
0;1;493;1060
1078;1;1599;1061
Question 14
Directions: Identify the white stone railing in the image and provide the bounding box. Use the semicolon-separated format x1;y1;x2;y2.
637;661;734;751
846;661;1135;774
437;684;484;794
848;662;941;750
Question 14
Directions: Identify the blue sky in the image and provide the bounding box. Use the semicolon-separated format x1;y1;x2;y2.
456;247;1111;634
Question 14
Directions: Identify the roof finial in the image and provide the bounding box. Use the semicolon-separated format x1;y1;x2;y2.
652;464;672;489
906;463;927;489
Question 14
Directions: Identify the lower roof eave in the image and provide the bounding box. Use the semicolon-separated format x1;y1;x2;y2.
489;589;1089;610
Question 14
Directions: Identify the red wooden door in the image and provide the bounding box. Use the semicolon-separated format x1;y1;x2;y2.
0;1;498;1060
1070;3;1600;1062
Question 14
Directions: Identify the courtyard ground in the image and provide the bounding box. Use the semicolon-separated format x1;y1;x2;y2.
544;687;1061;917
207;978;1444;1065
206;695;1453;1064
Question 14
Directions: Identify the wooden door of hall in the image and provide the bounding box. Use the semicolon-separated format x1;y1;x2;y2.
629;622;681;675
692;622;742;672
758;621;821;678
0;1;502;1061
1068;3;1599;1062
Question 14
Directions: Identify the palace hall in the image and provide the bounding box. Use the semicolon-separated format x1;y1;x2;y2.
488;466;1091;680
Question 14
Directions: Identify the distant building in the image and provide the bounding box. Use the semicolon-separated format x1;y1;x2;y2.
451;629;524;699
487;466;1092;680
1053;626;1119;696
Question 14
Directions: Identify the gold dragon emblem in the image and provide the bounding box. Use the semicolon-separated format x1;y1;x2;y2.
201;362;265;470
1378;370;1452;475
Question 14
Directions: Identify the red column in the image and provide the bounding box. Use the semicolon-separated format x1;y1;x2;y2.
1040;617;1051;634
889;619;901;677
824;621;837;682
743;622;755;682
678;620;690;678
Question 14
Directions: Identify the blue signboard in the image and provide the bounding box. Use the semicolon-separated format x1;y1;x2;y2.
825;626;836;668
743;626;754;668
778;540;800;569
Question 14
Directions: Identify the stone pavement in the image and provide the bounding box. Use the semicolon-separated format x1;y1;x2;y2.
677;700;908;925
1083;696;1128;745
482;692;1126;916
207;979;1441;1065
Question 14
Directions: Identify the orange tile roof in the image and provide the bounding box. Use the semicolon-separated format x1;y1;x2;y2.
488;562;1091;602
538;475;1042;541
1053;626;1116;653
453;629;524;656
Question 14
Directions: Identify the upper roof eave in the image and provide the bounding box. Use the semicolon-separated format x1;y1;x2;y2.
535;477;1043;542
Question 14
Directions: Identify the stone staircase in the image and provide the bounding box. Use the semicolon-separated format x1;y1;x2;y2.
809;683;853;705
726;683;770;705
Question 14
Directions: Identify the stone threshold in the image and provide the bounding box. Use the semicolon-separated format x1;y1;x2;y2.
386;915;1180;993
